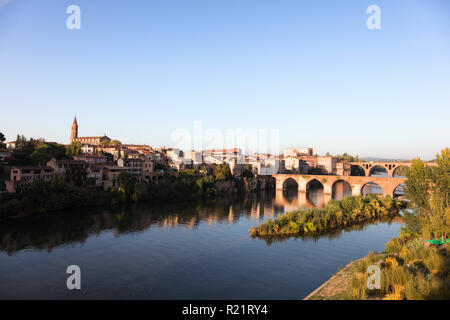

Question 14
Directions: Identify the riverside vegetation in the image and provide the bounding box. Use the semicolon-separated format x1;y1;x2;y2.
336;148;449;300
1;134;268;220
249;195;406;237
0;164;261;220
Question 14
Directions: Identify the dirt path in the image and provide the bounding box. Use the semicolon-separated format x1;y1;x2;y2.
303;258;364;300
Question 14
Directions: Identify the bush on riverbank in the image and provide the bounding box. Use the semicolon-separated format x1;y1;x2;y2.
0;168;248;220
344;237;450;300
0;179;113;219
343;148;450;300
249;195;405;237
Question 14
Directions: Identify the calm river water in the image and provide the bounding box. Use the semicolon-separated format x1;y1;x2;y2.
0;187;402;299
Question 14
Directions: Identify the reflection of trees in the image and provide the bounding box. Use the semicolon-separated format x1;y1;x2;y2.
1;188;374;255
0;195;267;255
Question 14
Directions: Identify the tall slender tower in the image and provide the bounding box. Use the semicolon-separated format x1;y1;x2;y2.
70;116;78;142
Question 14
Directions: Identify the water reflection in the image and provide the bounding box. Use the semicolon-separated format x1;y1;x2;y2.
332;180;352;200
361;182;383;196
0;185;399;256
306;180;324;207
0;191;404;299
0;193;296;255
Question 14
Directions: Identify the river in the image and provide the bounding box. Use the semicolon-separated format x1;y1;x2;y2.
0;186;402;299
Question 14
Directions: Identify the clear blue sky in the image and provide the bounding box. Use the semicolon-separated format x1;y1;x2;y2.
1;0;449;160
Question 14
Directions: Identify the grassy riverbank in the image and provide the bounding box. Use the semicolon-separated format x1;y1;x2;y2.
249;195;405;237
307;148;450;300
344;239;450;299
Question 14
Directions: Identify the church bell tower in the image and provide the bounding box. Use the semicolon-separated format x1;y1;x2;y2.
70;116;78;142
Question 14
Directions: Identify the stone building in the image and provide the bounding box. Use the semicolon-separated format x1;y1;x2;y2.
70;116;111;145
5;166;54;193
74;154;109;165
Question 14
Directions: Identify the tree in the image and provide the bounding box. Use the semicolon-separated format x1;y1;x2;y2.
116;172;138;202
31;143;66;165
14;135;41;154
0;132;5;148
10;135;42;166
405;158;431;213
405;148;450;239
214;164;232;181
242;165;254;178
66;141;82;158
109;140;121;147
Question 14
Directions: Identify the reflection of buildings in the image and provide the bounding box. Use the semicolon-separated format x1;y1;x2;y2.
0;189;344;255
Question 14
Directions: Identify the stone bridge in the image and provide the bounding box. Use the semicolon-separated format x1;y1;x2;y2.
349;161;436;178
273;174;407;197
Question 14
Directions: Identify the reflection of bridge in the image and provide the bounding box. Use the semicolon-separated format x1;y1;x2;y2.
349;161;436;178
273;190;330;209
273;174;407;197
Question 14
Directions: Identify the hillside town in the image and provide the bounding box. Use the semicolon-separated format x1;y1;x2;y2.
0;117;354;194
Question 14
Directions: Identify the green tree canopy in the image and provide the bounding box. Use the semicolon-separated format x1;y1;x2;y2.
405;148;450;238
31;143;66;165
66;141;82;158
0;132;5;148
214;164;232;181
109;140;122;147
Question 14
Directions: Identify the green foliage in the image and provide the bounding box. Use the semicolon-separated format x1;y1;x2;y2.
405;158;432;212
250;195;404;237
242;165;254;178
345;148;450;300
405;148;450;239
10;135;46;166
114;172;141;203
0;179;112;218
335;153;360;162
66;141;82;158
346;238;450;300
31;143;66;164
100;139;121;147
214;164;232;181
0;132;5;148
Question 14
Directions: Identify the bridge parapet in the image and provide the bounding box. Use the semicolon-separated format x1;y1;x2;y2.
273;174;407;197
349;161;436;178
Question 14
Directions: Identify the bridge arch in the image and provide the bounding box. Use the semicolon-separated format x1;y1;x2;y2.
393;166;409;178
361;182;383;196
368;165;388;177
282;177;298;190
332;180;352;200
393;183;406;198
306;179;324;192
351;164;366;176
306;179;324;207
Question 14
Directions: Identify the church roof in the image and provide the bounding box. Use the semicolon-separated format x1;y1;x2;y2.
76;136;110;140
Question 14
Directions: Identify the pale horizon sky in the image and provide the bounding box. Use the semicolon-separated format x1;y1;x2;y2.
1;0;449;161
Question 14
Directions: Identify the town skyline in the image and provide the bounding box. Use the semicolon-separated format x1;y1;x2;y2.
1;115;444;161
